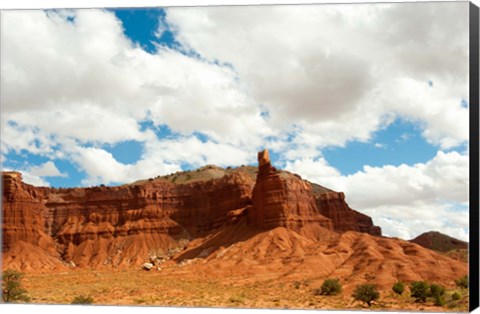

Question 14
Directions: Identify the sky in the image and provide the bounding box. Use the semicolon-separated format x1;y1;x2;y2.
0;2;470;241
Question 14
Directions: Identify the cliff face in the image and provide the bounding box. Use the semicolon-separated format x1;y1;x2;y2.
250;150;333;230
2;172;59;255
2;170;255;268
2;150;381;270
315;192;382;236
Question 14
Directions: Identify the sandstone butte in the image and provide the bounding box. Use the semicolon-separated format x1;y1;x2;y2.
1;150;467;292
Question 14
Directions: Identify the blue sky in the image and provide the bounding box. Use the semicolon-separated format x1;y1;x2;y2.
1;4;470;240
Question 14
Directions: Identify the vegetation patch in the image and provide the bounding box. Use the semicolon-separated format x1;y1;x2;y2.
410;281;429;303
392;282;405;295
1;269;30;303
455;275;468;289
314;278;342;296
71;294;94;304
352;284;380;307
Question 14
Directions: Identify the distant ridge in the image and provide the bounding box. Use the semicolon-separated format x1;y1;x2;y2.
410;231;468;253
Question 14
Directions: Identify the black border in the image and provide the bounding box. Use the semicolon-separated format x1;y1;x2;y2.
469;1;479;312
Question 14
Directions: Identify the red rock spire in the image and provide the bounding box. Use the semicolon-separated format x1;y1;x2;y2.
257;149;270;168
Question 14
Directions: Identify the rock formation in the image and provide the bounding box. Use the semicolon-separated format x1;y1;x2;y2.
250;150;333;230
2;150;383;270
315;192;382;236
410;231;468;252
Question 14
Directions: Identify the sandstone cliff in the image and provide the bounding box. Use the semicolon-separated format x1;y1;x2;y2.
250;150;333;230
2;150;382;270
315;191;382;236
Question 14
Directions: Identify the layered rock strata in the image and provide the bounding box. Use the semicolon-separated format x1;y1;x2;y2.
250;150;333;230
315;192;382;236
2;150;382;269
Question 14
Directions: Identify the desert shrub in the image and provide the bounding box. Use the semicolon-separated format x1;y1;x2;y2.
429;284;445;298
1;269;30;303
392;281;405;295
434;294;446;306
410;281;429;303
318;278;342;296
293;281;301;289
352;284;380;307
455;275;468;289
451;291;461;301
428;284;445;306
71;294;94;304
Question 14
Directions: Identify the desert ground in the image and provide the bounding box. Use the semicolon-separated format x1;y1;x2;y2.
19;266;468;311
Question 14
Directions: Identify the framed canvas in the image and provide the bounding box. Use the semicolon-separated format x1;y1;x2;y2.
1;1;479;314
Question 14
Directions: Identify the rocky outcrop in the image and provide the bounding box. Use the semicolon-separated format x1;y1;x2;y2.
2;172;59;256
410;231;468;252
2;150;381;270
315;192;382;236
249;150;333;231
2;170;256;268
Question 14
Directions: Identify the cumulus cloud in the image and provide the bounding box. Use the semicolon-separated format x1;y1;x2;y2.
285;150;469;240
1;9;271;151
19;172;51;187
165;2;468;149
2;161;66;187
1;8;271;184
144;136;254;168
73;136;253;186
73;146;181;186
27;161;67;177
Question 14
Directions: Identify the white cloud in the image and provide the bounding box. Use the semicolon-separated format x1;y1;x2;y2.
165;2;468;148
287;151;468;208
20;171;51;187
379;77;469;149
1;9;271;153
285;150;469;241
2;5;469;162
2;165;54;187
143;47;273;148
73;136;254;185
27;161;67;177
145;136;254;168
73;146;181;186
285;156;341;183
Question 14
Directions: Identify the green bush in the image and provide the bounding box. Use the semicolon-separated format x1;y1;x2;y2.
430;283;446;306
451;292;461;301
434;294;446;306
352;284;380;307
455;275;468;289
410;281;429;303
318;278;342;296
71;295;94;304
1;269;30;303
392;282;405;295
429;284;445;298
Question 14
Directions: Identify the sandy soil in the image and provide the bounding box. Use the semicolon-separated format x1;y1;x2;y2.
18;267;468;312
